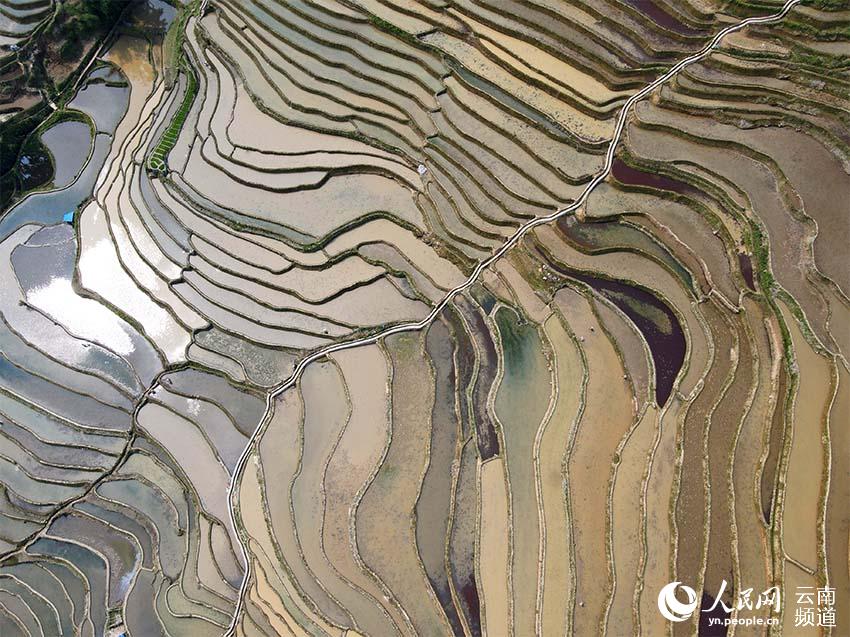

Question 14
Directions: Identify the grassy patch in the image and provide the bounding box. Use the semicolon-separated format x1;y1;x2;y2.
747;220;776;294
146;64;198;174
783;18;850;41
790;48;850;71
147;1;202;173
164;0;200;86
368;15;418;45
809;0;848;10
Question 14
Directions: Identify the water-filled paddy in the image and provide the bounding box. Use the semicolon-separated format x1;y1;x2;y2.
0;2;845;634
40;119;91;188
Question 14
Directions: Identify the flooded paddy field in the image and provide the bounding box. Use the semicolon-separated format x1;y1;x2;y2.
0;0;847;635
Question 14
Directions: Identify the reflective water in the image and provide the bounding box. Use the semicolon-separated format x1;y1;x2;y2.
132;0;177;32
67;79;129;133
0;134;111;239
40;120;92;188
0;66;129;240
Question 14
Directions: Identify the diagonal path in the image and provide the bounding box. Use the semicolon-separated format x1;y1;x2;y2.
223;1;802;632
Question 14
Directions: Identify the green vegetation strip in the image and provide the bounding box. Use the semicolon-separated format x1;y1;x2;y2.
147;64;198;173
148;0;201;173
164;0;200;85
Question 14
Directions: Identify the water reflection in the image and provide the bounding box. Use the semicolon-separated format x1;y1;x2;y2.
16;148;52;190
68;79;129;133
539;250;687;406
0;67;129;240
40;120;92;188
570;271;686;407
132;0;177;33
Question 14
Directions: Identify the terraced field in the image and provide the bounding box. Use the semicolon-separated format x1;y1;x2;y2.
0;0;52;51
0;0;847;635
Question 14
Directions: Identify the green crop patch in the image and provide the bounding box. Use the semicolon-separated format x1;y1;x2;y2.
146;63;198;175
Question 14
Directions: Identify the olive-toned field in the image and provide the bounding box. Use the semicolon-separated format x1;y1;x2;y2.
0;0;847;636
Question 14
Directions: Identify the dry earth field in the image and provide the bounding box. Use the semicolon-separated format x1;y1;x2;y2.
0;0;847;636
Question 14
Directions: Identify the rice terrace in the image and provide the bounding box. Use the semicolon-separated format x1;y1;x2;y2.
0;0;847;636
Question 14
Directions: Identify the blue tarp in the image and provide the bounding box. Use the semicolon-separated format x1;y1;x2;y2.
63;211;74;223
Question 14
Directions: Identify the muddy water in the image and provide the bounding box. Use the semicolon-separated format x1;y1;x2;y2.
554;285;633;636
357;333;450;635
546;259;686;406
673;301;734;637
703;313;754;626
539;314;581;636
418;319;465;634
608;404;658;634
455;295;500;460
264;376;352;629
559;215;694;291
450;440;483;637
780;303;831;571
621;0;703;35
826;367;850;636
611;157;698;195
731;298;777;623
320;347;407;636
493;306;552;635
479;458;511;635
738;252;755;290
760;364;788;523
